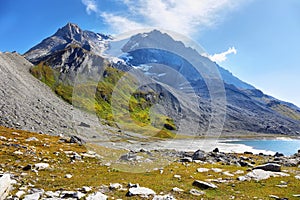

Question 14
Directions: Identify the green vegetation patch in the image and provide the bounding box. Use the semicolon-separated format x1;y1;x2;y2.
30;64;176;138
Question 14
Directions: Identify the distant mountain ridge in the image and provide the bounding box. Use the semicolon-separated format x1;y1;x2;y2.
23;23;300;135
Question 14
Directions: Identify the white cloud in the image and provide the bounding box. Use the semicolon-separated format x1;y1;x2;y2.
203;47;237;63
95;0;248;36
82;0;98;15
101;13;146;33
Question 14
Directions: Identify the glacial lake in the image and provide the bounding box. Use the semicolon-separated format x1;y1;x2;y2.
224;139;300;156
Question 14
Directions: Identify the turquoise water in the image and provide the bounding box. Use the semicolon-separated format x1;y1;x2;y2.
225;139;300;156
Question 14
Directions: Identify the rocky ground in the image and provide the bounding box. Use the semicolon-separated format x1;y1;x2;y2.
0;52;123;142
1;126;300;200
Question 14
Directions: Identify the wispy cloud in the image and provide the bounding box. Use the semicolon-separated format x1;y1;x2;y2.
81;0;98;15
203;47;237;63
84;0;248;36
101;13;145;33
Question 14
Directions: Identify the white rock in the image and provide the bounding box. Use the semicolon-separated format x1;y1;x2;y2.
244;169;290;181
86;192;108;200
82;186;92;193
0;136;7;141
234;170;244;175
197;168;210;173
15;191;26;198
128;187;156;197
269;195;280;199
74;191;86;199
13;150;23;155
193;180;218;189
45;191;60;198
173;175;181;179
295;175;300;180
23;193;40;200
211;168;223;173
65;174;72;179
26;137;39;142
109;183;122;190
172;187;184;192
81;153;96;158
153;194;176;200
222;171;234;177
34;163;50;170
237;176;248;182
189;189;205;196
0;174;12;200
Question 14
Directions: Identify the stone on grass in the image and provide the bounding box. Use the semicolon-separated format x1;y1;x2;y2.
109;183;123;190
295;175;300;180
211;168;223;173
153;194;176;200
127;187;156;197
192;150;206;161
0;174;12;200
197;168;210;173
173;175;181;179
192;180;218;189
189;189;205;196
180;157;192;162
253;163;281;172
23;193;40;200
15;190;26;198
240;169;290;181
65;174;72;179
222;171;234;177
86;191;108;200
172;187;184;192
34;163;50;170
25;137;39;142
82;186;92;193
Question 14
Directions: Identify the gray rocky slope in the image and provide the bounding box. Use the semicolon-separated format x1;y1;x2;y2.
0;52;115;140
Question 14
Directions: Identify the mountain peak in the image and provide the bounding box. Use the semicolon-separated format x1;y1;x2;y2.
55;22;83;39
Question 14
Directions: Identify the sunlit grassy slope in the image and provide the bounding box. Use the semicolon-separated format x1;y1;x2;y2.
30;64;176;138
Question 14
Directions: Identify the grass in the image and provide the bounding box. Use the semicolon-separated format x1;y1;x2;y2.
1;126;300;199
30;64;177;138
271;104;300;121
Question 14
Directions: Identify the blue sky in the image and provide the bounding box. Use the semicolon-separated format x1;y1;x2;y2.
0;0;299;107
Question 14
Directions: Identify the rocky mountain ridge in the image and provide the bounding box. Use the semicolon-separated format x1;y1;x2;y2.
11;23;300;135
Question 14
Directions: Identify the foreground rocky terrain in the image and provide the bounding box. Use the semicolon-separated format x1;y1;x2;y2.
1;126;300;200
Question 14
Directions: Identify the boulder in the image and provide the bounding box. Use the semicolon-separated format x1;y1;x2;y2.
86;191;108;200
274;152;284;157
69;135;86;145
0;174;12;200
109;183;123;190
34;163;50;170
23;193;40;200
253;163;281;172
192;150;206;161
127;187;156;197
240;169;290;181
192;180;218;189
180;157;192;162
15;191;26;198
